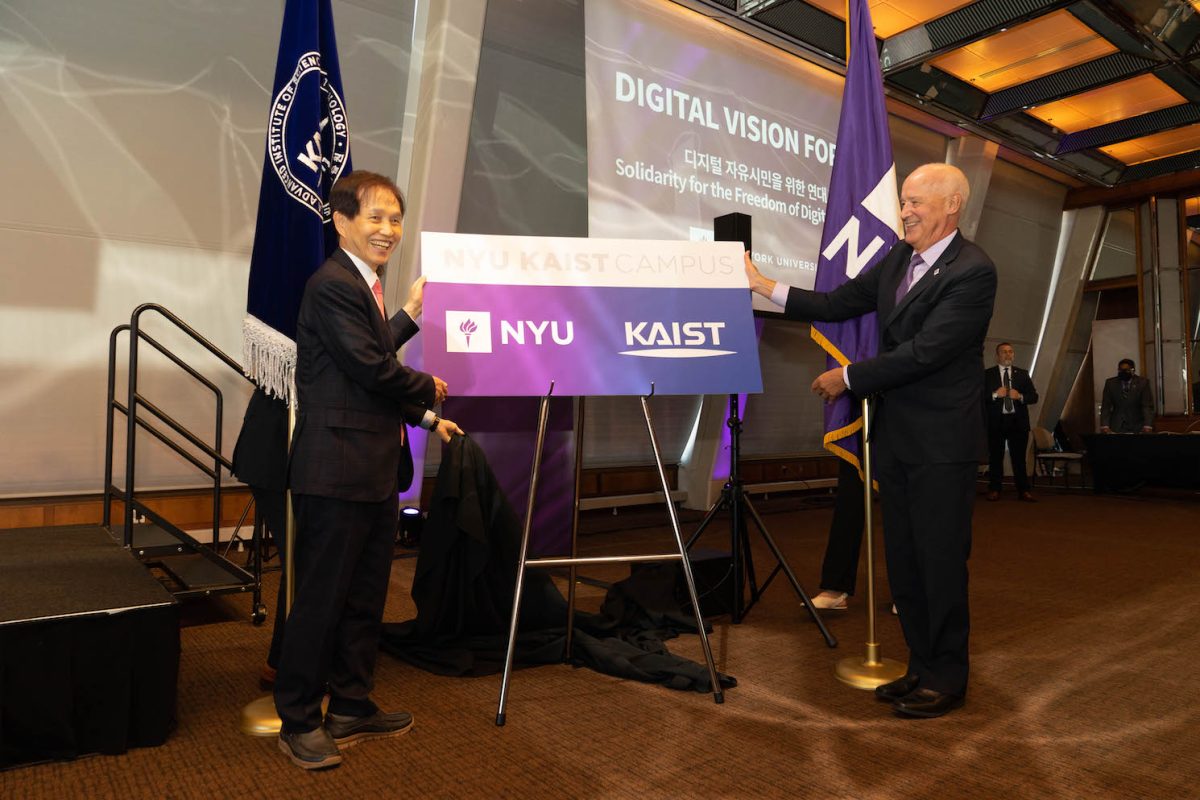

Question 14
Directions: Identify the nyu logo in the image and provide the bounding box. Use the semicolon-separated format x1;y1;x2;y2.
445;311;492;353
621;321;732;359
500;320;574;346
821;167;902;278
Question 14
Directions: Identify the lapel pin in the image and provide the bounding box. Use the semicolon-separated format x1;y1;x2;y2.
934;268;940;276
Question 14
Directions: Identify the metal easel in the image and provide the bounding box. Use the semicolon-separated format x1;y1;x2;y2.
495;382;724;725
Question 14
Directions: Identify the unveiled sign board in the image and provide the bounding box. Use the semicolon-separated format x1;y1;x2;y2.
421;232;762;397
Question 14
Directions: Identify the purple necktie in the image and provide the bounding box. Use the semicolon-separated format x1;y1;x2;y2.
894;252;924;305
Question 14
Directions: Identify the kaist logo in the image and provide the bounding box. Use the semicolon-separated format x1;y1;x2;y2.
620;321;732;359
268;51;350;221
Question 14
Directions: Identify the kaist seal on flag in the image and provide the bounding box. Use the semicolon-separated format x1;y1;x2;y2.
810;0;903;471
242;0;352;404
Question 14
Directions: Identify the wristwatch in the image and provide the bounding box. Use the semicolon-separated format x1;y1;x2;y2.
429;416;442;432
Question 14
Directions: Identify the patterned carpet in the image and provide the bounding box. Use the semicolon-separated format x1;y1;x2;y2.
2;490;1197;799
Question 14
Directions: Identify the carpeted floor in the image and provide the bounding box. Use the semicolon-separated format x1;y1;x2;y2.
2;489;1197;799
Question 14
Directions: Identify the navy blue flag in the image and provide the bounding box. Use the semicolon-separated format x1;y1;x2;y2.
243;0;352;403
810;0;902;470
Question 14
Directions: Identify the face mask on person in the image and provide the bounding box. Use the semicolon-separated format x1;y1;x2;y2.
1118;369;1132;381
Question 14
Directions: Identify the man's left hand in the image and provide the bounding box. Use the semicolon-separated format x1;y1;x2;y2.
433;418;464;444
812;368;847;402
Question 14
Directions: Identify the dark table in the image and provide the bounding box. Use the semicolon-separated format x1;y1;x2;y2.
1083;433;1200;492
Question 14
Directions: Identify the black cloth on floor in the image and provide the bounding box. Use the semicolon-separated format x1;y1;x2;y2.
380;435;735;693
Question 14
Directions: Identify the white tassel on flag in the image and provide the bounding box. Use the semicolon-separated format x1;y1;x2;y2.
242;315;298;407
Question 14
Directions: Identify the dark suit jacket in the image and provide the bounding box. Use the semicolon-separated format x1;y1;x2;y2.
289;249;436;502
1099;375;1154;433
232;386;289;491
784;231;997;464
983;365;1038;432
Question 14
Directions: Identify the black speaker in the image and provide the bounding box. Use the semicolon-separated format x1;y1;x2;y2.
713;212;751;253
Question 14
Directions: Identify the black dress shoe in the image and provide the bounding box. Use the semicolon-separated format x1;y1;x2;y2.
874;673;920;701
278;727;342;770
893;688;964;718
326;710;414;747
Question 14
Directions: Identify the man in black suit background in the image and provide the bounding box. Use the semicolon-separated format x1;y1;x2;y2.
984;342;1038;502
746;163;996;718
274;170;462;770
1099;358;1154;433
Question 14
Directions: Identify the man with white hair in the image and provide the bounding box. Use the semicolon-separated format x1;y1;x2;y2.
746;163;996;717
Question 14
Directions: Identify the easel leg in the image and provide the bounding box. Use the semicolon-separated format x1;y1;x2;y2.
564;397;585;663
496;388;553;726
641;392;724;703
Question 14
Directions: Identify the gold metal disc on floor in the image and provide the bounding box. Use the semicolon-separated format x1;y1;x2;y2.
835;651;906;690
239;694;281;736
239;694;329;736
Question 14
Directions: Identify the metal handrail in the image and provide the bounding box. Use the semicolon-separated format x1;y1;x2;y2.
104;303;253;552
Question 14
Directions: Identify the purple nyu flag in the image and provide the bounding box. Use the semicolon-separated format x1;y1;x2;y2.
810;0;902;469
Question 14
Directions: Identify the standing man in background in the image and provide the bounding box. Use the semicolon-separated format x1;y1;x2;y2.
746;163;996;718
984;343;1038;502
274;170;461;770
1099;358;1154;433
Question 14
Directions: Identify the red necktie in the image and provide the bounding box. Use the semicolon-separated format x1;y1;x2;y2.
372;278;386;319
372;278;405;444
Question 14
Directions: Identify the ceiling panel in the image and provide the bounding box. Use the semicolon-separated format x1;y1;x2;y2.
930;10;1117;93
1101;122;1200;164
1026;74;1186;133
800;0;973;39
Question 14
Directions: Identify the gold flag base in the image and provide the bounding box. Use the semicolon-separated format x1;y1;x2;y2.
239;695;281;737
835;643;906;690
239;694;329;736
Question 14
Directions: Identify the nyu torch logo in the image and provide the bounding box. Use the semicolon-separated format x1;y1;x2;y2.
446;311;492;353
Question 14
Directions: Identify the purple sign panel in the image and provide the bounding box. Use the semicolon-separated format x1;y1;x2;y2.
421;233;761;397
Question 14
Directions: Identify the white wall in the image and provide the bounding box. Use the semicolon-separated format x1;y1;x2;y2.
0;0;418;496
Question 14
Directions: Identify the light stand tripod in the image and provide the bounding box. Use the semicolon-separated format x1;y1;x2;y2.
686;394;837;647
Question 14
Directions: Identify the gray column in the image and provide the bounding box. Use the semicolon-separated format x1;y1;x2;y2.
946;136;999;240
386;1;488;309
1030;205;1105;429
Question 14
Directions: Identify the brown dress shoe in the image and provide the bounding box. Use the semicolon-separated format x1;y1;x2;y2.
874;673;919;701
1019;491;1037;502
985;490;1000;501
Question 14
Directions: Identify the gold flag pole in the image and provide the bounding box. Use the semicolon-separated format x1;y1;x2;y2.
239;405;296;736
835;397;905;688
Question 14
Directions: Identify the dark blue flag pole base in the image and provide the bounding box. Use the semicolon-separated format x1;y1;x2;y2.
685;394;837;646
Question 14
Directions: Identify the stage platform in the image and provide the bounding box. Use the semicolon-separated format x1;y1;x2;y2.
0;525;179;769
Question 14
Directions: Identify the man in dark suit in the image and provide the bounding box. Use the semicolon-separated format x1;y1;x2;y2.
746;163;996;718
1099;358;1154;433
984;342;1038;502
274;170;462;770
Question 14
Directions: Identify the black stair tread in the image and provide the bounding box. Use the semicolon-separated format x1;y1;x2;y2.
112;522;188;550
157;552;253;591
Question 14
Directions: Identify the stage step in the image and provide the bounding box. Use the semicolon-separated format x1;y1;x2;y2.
111;522;192;557
108;523;255;600
154;552;254;599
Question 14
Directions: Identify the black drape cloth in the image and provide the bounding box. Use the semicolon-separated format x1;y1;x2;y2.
380;435;735;692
